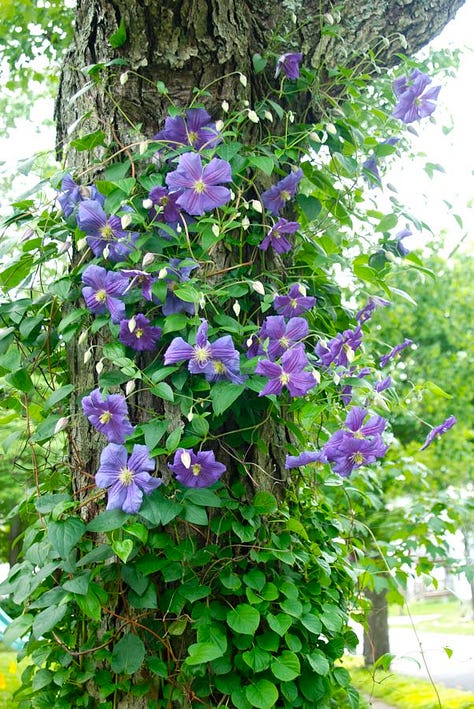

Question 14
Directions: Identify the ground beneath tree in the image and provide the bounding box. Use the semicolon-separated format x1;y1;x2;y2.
364;699;397;709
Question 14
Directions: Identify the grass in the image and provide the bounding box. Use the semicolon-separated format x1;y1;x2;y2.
390;598;474;636
344;656;474;709
0;647;23;709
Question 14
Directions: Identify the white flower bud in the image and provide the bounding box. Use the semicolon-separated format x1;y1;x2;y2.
180;450;192;468
251;199;263;213
215;119;224;132
398;33;408;49
84;348;92;364
121;213;133;229
252;280;265;296
199;295;206;309
326;122;337;135
77;237;87;251
248;110;259;123
142;198;153;209
221;100;230;113
78;329;89;346
311;369;321;385
381;36;390;49
139;141;148;155
54;417;69;434
212;223;220;237
323;12;334;24
95;360;104;374
125;380;136;396
232;301;241;317
239;73;248;87
119;72;129;85
241;216;250;231
288;111;295;124
128;316;137;333
103;244;110;259
142;252;155;267
158;267;168;279
264;110;273;122
186;411;194;422
298;284;307;297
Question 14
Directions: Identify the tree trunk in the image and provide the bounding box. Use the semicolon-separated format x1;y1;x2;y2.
363;587;391;667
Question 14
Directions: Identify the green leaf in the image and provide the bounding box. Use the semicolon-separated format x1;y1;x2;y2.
5;369;34;394
75;589;102;621
141;420;168;450
271;651;300;681
63;575;89;595
375;213;398;233
139;492;182;526
267;613;292;636
210;381;245;416
70;130;106;151
111;634;145;675
166;424;184;452
183;503;208;525
242;646;271;672
186;642;224;666
243;569;266;592
253;491;277;514
109;18;127;48
300;613;322;635
112;539;134;563
32;604;68;639
227;604;260;635
2;613;33;646
245;679;278;709
306;650;330;675
252;53;268;73
151;382;174;402
44;385;74;411
321;603;343;632
279;598;303;617
87;509;129;532
181;487;221;507
249;155;274;176
297;195;322;221
48;518;86;558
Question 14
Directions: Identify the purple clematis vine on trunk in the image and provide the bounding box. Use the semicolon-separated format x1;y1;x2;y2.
261;168;303;215
392;69;441;124
275;52;303;80
153;108;221;150
259;218;299;254
95;443;161;513
119;313;162;351
273;283;316;317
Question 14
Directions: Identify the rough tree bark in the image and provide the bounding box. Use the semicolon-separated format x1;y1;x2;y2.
363;587;391;666
53;1;464;705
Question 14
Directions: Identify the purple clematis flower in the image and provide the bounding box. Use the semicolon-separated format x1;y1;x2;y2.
315;325;363;370
82;388;135;444
148;186;182;224
323;406;388;477
153;108;221;150
356;296;390;324
120;269;156;302
392;69;441;124
166;153;232;216
374;375;392;393
420;415;456;451
259;218;299;254
77;200;139;262
275;52;303;80
263;315;309;360
273;284;316;317
81;264;128;323
164;319;243;382
161;258;199;316
256;343;317;398
324;435;387;478
285;450;327;469
168;447;226;488
119;313;162;351
362;137;399;188
57;173;105;218
261;169;303;215
379;338;413;367
95;443;161;513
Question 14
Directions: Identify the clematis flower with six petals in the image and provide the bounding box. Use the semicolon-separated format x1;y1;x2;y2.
392;69;441;124
95;443;161;513
256;343;317;398
166;153;232;216
82;388;135;444
81;264;128;323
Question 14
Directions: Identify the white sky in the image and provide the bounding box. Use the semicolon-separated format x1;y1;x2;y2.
1;0;474;256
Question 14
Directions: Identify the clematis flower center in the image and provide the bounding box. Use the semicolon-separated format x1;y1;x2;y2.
100;224;114;240
352;452;365;465
118;467;134;486
290;299;298;309
280;190;291;202
194;346;211;364
135;329;144;338
213;361;227;374
99;411;112;424
95;289;107;303
194;179;206;194
192;463;201;476
280;372;290;385
273;230;281;239
279;336;290;349
188;131;198;145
